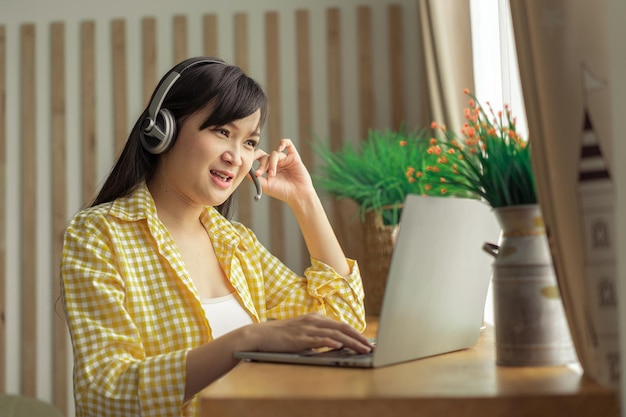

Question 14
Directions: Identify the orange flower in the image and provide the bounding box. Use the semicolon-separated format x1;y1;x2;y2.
399;140;407;146
430;121;438;129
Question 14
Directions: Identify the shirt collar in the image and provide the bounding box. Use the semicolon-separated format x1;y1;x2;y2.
109;182;246;251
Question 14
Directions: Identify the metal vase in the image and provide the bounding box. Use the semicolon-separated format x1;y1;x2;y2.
484;204;577;366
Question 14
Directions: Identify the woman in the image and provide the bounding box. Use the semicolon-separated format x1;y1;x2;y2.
61;57;371;417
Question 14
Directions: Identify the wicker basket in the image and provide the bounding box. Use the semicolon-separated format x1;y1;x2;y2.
360;209;399;315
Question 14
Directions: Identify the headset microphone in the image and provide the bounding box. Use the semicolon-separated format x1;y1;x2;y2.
250;169;262;201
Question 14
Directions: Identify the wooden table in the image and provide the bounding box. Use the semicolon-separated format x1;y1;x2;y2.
200;318;619;417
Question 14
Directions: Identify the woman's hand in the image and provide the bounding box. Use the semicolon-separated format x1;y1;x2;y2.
244;313;373;354
184;313;372;401
252;139;315;204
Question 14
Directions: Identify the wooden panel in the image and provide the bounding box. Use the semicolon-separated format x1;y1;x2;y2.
0;24;6;394
325;8;364;268
233;14;249;81
295;10;313;265
264;12;284;259
326;8;343;152
233;13;253;227
20;23;37;397
295;10;313;172
357;6;374;139
81;21;96;206
111;19;127;155
203;14;218;57
388;4;405;130
142;17;157;105
50;22;68;414
173;15;187;64
0;5;426;413
326;7;343;226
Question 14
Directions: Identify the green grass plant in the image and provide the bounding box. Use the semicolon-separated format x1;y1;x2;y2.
311;128;431;226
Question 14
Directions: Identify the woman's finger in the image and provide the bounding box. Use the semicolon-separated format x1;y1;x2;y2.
297;314;373;352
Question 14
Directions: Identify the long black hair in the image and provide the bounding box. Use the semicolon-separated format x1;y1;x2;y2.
90;57;268;219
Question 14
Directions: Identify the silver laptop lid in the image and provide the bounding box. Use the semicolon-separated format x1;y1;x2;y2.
372;195;500;367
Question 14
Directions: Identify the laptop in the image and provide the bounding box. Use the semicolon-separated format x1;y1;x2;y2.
235;194;501;368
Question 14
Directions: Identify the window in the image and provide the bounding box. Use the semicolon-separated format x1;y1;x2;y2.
470;0;527;324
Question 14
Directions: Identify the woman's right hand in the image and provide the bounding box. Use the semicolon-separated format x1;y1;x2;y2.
243;313;373;354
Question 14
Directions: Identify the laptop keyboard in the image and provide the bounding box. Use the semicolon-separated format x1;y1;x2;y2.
302;347;373;358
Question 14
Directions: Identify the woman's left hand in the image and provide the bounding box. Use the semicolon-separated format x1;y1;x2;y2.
252;139;315;203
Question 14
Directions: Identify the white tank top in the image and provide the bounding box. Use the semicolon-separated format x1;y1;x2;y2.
201;293;254;339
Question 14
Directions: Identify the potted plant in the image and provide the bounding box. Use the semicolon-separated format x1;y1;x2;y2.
417;89;536;207
419;89;575;367
312;128;431;227
312;128;432;314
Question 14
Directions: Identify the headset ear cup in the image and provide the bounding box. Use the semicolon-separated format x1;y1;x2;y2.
141;108;177;154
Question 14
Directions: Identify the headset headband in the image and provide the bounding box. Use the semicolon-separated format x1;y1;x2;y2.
143;58;225;135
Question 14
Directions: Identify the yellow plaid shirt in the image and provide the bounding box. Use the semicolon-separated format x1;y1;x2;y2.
61;183;366;417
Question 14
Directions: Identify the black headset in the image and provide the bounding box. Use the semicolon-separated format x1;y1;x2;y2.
140;57;223;154
140;58;262;201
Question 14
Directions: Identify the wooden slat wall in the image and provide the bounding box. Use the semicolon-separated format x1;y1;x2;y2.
357;6;374;140
51;22;68;412
173;15;187;64
81;21;97;206
233;12;253;227
142;18;157;105
0;24;6;396
203;14;218;57
20;23;37;398
295;10;313;265
265;11;285;260
325;8;362;261
389;4;406;131
1;3;423;415
111;19;127;155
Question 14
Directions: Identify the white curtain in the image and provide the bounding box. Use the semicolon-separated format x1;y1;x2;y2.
418;0;475;133
510;0;619;389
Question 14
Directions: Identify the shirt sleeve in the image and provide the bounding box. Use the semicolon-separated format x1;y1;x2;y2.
234;223;366;332
61;213;191;417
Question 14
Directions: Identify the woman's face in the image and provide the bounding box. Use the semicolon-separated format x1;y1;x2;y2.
155;106;261;207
